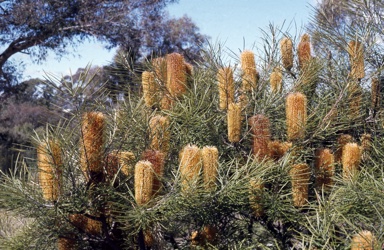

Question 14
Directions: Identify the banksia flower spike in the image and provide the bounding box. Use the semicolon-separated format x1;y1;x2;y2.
217;67;235;110
347;40;365;80
141;149;165;196
201;146;219;190
105;150;136;180
270;67;283;93
335;134;353;163
351;230;377;250
360;133;372;161
185;62;193;77
134;160;154;205
290;163;310;207
268;141;292;160
142;71;159;107
227;103;242;143
314;148;335;189
286;92;307;141
249;178;264;217
80;112;105;182
37;140;62;202
179;144;202;191
241;50;258;92
58;237;76;250
371;77;380;112
149;115;170;153
280;37;294;70
298;34;311;70
69;214;102;236
342;143;361;180
249;115;271;161
166;52;187;98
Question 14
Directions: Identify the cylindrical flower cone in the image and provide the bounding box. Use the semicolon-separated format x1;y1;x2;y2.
201;146;219;190
142;71;159;107
270;67;283;93
268;141;292;160
351;230;377;250
347;40;365;80
249;115;271;161
217;67;235;110
141;149;165;196
371;77;380;111
149;115;170;153
166;52;187;98
290;163;310;207
249;178;264;217
160;94;174;110
69;214;102;236
37;140;63;202
342;143;361;180
58;237;76;250
201;225;217;244
241;50;258;92
298;34;311;70
349;83;362;120
80;112;105;182
286;92;307;141
314;148;335;189
280;37;293;70
152;57;167;85
179;144;202;192
134;160;154;205
227;103;242;143
335;134;353;163
119;151;136;176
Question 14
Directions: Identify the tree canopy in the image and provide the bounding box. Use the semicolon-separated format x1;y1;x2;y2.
0;0;207;94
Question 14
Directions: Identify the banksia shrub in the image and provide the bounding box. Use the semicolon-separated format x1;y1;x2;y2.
179;144;202;191
248;114;271;161
298;34;311;70
314;148;335;189
286;92;307;141
241;50;258;92
268;140;292;160
141;149;165;196
270;67;283;93
342;143;361;180
227;103;242;143
149;115;170;153
335;134;353;163
290;163;310;207
347;40;365;80
201;146;219;190
249;178;264;217
280;37;293;70
351;230;377;250
166;52;187;98
142;71;158;107
37;140;62;202
80;112;105;181
217;67;235;110
134;160;154;205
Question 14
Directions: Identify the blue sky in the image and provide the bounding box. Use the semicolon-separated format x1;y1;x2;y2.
18;0;314;80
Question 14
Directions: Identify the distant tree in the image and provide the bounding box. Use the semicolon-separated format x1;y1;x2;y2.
0;0;207;96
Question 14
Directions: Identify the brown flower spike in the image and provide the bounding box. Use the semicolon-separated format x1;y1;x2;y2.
298;34;311;70
141;149;165;196
314;148;335;189
248;114;271;161
37;140;62;202
166;52;187;98
201;146;219;190
280;37;293;70
80;112;105;182
270;67;283;93
351;230;377;250
290;163;310;207
149;115;170;153
286;92;307;141
217;67;235;110
179;144;202;191
227;103;242;143
347;40;365;80
134;160;154;205
342;142;361;180
241;50;258;92
249;178;264;217
142;71;159;107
